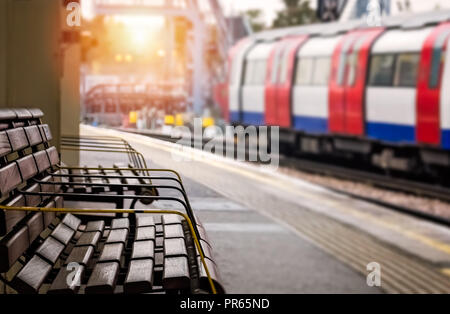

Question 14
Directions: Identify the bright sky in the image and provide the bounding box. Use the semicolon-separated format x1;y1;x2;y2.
81;0;289;25
81;0;450;27
219;0;286;25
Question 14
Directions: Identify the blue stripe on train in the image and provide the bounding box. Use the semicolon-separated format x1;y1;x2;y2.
366;122;415;144
242;112;264;125
293;116;328;134
229;111;240;123
229;111;264;126
231;114;450;150
442;130;450;150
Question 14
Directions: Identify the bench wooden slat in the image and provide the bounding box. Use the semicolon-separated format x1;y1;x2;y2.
51;170;63;192
162;214;182;225
164;238;187;257
13;109;33;119
35;237;65;264
46;147;60;166
135;226;155;242
162;256;190;290
111;218;129;230
85;221;105;233
0;226;29;272
40;176;55;200
6;128;28;151
163;224;184;239
38;124;52;142
1;195;27;236
197;257;225;294
14;255;52;294
0;163;22;196
98;243;124;264
0;109;16;120
75;231;101;247
43;201;57;228
106;229;128;244
50;223;75;246
61;214;81;231
136;215;155;228
26;212;44;244
0;131;12;157
124;259;154;294
33;150;51;174
131;240;154;260
27;109;44;119
48;265;85;295
24;184;41;207
17;155;38;181
65;246;94;266
86;262;120;294
24;126;43;146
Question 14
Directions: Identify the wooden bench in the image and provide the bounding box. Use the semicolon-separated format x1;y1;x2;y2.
0;108;225;294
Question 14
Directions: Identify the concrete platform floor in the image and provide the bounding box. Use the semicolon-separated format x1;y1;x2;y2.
71;125;450;293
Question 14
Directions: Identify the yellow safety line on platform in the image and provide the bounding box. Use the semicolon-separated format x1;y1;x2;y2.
103;128;450;257
0;205;217;294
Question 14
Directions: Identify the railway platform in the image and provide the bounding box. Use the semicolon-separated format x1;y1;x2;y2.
77;125;450;294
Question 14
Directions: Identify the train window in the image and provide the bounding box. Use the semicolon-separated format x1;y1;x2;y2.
394;53;420;87
271;47;284;84
429;30;450;88
244;60;267;85
255;60;268;85
312;57;331;85
244;60;255;85
295;58;314;85
230;58;240;85
278;49;291;85
429;50;445;88
346;53;358;86
368;54;395;86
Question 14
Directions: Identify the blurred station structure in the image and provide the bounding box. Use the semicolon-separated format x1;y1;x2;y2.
1;0;450;295
81;0;251;130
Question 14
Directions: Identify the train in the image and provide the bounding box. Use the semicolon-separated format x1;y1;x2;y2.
217;10;450;175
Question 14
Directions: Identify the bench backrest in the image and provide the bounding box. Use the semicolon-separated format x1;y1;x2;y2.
0;109;63;273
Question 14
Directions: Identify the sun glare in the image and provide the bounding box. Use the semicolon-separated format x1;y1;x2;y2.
113;15;164;51
131;28;148;47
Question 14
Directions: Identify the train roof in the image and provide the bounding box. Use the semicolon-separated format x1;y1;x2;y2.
250;9;450;42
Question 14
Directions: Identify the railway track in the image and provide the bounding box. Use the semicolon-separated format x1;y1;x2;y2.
116;127;450;227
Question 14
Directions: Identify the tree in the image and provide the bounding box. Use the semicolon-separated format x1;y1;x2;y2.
245;9;266;32
272;0;317;28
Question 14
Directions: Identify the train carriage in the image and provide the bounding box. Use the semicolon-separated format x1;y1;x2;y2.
293;35;342;134
222;10;450;173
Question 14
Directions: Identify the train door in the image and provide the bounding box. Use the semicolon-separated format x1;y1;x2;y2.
417;22;450;147
265;41;288;126
329;31;360;133
228;38;255;124
265;36;308;127
241;42;275;125
329;28;384;136
292;35;342;134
